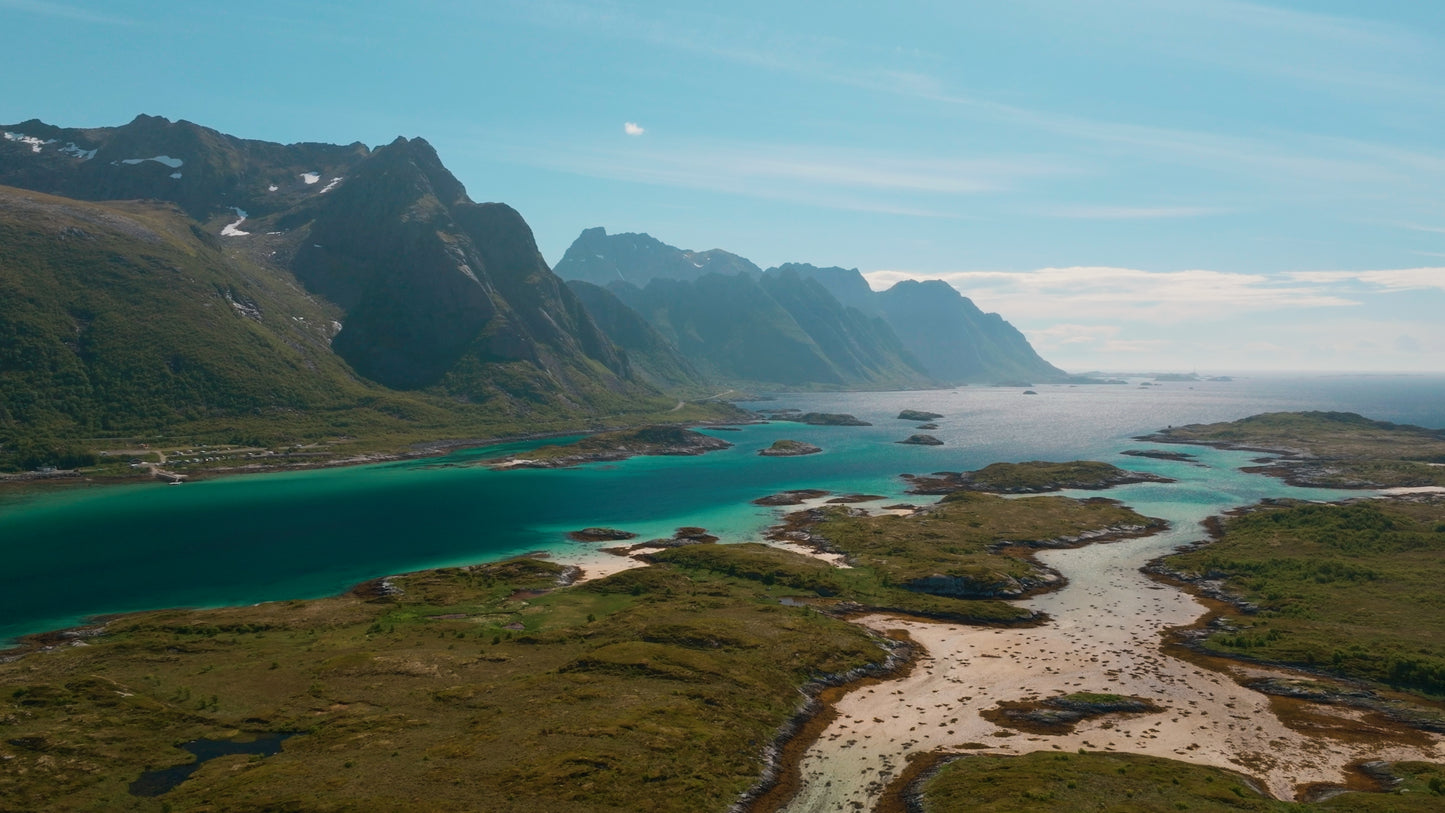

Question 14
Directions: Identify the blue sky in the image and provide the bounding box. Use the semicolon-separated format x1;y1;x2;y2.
3;0;1443;372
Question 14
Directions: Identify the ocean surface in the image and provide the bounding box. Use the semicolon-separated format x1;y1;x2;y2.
3;373;1444;646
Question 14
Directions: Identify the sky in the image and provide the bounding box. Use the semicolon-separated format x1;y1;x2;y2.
2;0;1443;373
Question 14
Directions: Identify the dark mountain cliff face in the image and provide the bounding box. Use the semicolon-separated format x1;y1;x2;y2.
757;269;931;388
767;263;878;314
608;273;845;386
0;116;654;423
565;280;707;391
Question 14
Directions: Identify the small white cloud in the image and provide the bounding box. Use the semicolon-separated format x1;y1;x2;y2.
623;121;645;136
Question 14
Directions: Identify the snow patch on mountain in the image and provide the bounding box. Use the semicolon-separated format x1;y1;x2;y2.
221;207;250;237
58;142;97;160
301;172;320;184
3;131;51;153
119;155;184;168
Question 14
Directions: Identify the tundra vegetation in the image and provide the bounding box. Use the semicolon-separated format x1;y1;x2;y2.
0;487;1161;811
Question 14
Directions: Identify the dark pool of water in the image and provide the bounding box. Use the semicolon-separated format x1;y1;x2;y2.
128;733;295;797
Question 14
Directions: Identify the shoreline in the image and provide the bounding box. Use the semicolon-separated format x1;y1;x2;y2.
0;416;759;495
0;541;661;659
773;491;1445;809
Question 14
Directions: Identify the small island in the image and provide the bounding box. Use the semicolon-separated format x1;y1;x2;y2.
897;409;943;421
566;527;638;543
787;412;872;426
489;425;732;469
758;439;822;457
1120;448;1197;462
896;434;944;446
981;692;1163;735
903;460;1173;495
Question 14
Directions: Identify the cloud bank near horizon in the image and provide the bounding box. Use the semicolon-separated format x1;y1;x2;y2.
864;265;1445;373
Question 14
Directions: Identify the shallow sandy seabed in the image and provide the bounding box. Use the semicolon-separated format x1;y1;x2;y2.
782;520;1445;812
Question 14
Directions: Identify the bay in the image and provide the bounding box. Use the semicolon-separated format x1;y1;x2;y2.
3;373;1444;646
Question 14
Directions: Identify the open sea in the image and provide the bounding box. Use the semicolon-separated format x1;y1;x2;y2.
3;373;1444;646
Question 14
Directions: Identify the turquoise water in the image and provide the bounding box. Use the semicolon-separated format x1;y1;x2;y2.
3;373;1444;645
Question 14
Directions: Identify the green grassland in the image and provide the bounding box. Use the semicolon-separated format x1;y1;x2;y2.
0;551;884;812
811;491;1163;607
917;751;1445;812
1144;412;1445;488
0;485;1170;811
1160;498;1445;698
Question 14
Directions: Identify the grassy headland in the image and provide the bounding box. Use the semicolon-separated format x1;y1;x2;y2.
1141;411;1445;488
1155;497;1445;703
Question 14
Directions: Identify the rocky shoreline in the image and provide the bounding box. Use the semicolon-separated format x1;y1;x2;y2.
732;630;918;813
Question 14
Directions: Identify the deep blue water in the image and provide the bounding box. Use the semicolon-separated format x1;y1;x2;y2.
2;373;1443;645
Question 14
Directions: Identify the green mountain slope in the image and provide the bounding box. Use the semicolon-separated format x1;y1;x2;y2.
769;263;1066;384
607;274;845;386
565;280;708;392
0;185;371;437
757;268;932;388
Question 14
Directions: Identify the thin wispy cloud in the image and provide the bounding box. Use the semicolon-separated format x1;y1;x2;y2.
481;133;1072;217
1040;205;1233;220
1286;268;1445;293
864;266;1359;323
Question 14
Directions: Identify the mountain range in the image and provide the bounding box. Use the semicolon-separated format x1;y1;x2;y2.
0;114;1068;465
555;229;1065;388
